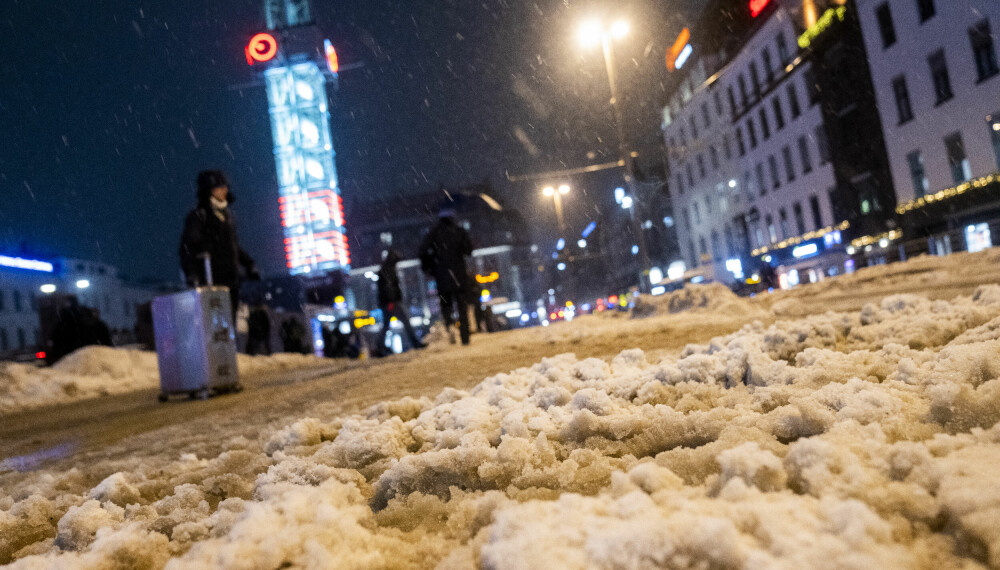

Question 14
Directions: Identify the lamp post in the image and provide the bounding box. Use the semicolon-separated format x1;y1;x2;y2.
578;18;652;292
543;184;571;232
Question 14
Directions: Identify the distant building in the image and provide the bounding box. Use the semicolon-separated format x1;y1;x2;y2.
855;0;1000;256
661;0;893;287
0;252;171;354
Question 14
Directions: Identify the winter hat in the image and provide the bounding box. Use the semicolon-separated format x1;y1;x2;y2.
196;170;231;203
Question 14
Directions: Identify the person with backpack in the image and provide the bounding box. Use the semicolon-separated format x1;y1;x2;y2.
374;249;426;355
419;208;474;345
179;170;260;320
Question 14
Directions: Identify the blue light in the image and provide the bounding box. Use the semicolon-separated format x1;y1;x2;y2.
674;44;693;69
582;221;597;238
556;238;566;251
792;243;820;259
0;255;54;273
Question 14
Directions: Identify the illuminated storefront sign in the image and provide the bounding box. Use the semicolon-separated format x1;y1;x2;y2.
798;6;848;49
0;255;54;273
792;243;820;259
666;28;691;72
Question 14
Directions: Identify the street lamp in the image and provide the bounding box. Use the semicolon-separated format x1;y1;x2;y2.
542;184;570;232
577;17;652;292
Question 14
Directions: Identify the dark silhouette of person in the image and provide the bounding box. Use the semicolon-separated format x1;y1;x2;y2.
179;170;260;320
246;303;272;356
419;209;474;345
375;249;426;355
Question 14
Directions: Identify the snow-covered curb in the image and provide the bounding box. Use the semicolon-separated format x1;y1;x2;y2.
0;348;332;413
4;286;1000;567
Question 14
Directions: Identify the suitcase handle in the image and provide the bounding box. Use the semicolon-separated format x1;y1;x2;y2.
199;253;214;286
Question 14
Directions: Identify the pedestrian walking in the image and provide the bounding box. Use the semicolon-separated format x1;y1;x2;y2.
179;170;260;321
419;208;474;345
246;302;272;356
375;249;426;355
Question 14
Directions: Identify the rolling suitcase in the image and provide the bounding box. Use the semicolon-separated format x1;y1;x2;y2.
153;255;241;401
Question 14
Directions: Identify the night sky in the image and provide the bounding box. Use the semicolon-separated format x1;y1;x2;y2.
0;0;695;281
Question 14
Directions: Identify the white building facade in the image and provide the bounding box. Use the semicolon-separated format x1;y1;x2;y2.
856;0;1000;253
663;3;848;287
0;254;165;354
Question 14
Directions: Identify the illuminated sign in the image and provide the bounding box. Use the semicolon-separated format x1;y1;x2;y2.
666;28;690;72
749;0;771;18
582;221;597;238
798;6;848;49
265;61;349;275
673;44;693;71
476;272;499;284
0;255;54;273
792;243;820;258
245;33;278;65
324;40;339;74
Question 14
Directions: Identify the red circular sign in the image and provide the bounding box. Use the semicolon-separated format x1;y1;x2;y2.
246;33;278;65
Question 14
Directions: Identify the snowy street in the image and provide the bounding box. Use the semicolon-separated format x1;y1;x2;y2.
4;250;1000;568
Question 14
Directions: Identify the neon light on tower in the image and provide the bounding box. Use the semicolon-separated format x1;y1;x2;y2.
247;0;350;276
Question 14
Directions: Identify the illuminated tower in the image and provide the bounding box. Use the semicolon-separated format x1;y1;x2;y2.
246;0;349;276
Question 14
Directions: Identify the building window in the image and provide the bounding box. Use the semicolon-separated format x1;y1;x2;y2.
798;136;813;174
709;145;720;169
744;170;756;199
777;32;790;65
766;214;778;243
690;116;699;140
762;48;774;84
970;20;999;82
892;76;914;124
737;127;747;156
945;132;972;184
750;62;762;99
779;209;791;238
17;328;26;350
769;155;781;189
699;236;709;260
810;195;824;229
704;194;713;215
990;114;1000;169
876;3;897;48
782;146;796;182
680;126;687;147
723;134;732;161
787;84;802;118
815;126;831;164
682;207;691;229
13;290;21;312
728;86;738;118
697;154;707;179
759;109;771;140
693;202;701;224
793;202;806;234
686;163;695;187
756;163;768;196
739;75;749;108
714;90;723;116
928;50;954;104
702;102;712;129
906;151;930;198
711;231;722;261
772;98;785;130
676;173;685;195
747;118;759;149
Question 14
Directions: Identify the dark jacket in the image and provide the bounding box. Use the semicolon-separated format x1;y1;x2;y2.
419;217;474;293
377;250;404;307
180;189;255;287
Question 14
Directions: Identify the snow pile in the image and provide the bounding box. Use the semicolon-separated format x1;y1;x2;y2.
5;288;1000;567
0;347;332;413
631;283;766;319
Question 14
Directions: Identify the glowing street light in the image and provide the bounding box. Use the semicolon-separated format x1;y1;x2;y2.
76;279;90;289
543;184;570;231
40;284;56;294
578;20;603;47
611;20;629;39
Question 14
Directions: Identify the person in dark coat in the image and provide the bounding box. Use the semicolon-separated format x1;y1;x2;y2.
419;209;474;345
246;302;272;356
51;302;113;362
375;249;426;355
179;170;260;320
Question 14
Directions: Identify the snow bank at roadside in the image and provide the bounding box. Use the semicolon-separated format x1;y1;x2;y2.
631;283;767;319
5;286;1000;568
0;348;331;413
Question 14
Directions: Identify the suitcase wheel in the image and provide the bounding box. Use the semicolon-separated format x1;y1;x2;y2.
157;393;169;403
